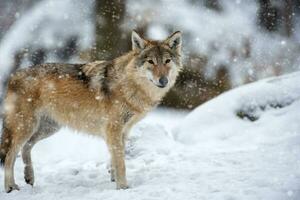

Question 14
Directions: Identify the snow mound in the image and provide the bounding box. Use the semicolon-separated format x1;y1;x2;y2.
174;71;300;148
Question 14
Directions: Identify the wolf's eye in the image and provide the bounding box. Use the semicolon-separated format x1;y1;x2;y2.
148;60;154;64
165;59;171;64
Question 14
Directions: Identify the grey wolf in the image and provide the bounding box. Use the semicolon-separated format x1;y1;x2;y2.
0;30;182;192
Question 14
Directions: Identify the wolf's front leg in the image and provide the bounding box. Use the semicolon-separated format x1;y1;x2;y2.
106;123;128;189
108;159;115;182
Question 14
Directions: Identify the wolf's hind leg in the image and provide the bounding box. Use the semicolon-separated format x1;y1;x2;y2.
4;113;38;193
22;117;60;186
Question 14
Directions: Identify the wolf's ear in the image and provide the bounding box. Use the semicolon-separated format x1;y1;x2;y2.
132;30;145;51
165;31;182;51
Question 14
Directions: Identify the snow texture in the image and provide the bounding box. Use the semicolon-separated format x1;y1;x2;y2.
1;72;300;200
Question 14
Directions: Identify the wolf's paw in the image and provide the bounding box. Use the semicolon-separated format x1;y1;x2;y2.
24;166;34;186
5;183;20;193
116;184;130;190
25;177;34;186
111;177;116;182
108;169;116;182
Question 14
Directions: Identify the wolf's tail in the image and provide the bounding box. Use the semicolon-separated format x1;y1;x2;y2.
0;121;12;167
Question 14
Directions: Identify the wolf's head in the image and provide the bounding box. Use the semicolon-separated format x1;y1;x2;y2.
131;31;182;89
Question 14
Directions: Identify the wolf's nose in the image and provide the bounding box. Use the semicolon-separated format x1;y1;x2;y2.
158;76;168;87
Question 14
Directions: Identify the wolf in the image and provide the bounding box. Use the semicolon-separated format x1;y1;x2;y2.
0;30;182;192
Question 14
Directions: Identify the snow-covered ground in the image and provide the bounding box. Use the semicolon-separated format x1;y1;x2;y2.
1;72;300;200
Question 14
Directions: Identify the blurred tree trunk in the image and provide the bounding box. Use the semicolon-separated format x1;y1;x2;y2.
283;0;293;37
257;0;279;32
204;0;222;12
93;0;127;60
258;0;295;37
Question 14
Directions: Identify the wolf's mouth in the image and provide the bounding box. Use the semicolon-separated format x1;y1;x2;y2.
157;84;166;88
150;79;167;88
